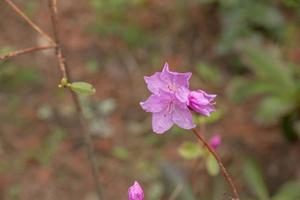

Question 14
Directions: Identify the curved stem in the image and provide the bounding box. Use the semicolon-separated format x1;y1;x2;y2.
191;128;240;200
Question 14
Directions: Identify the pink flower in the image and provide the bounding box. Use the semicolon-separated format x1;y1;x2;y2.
140;90;195;134
128;181;144;200
187;90;216;116
140;63;195;134
140;62;216;134
209;135;221;150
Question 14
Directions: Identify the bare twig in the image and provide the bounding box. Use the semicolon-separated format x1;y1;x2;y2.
191;128;240;200
4;0;54;44
0;45;55;61
47;0;102;199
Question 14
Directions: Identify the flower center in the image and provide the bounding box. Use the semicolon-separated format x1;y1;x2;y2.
168;83;177;93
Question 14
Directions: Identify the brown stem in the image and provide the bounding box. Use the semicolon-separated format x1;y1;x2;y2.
0;45;56;61
47;0;102;199
4;0;54;44
191;128;240;200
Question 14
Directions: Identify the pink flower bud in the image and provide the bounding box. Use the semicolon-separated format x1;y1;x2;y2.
209;135;221;150
187;90;216;116
128;181;144;200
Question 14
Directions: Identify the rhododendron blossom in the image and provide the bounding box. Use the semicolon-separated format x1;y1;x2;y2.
140;63;216;134
140;90;195;133
128;181;144;200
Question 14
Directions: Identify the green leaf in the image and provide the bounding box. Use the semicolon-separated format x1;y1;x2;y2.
272;181;300;200
243;158;269;200
178;142;203;160
205;154;219;176
70;81;96;96
255;97;293;125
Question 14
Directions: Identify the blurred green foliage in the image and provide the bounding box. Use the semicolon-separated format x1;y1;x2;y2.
178;141;203;160
24;1;38;18
89;0;151;48
197;109;223;125
0;63;41;91
243;158;300;200
196;63;223;86
227;43;300;141
112;146;130;161
178;141;220;176
0;128;66;173
217;0;285;53
32;128;66;166
282;0;300;8
7;184;21;200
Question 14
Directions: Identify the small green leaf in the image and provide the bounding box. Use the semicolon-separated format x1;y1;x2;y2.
178;142;203;160
205;154;219;176
70;81;96;96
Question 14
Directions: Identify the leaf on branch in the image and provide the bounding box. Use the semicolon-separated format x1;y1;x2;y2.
70;81;96;96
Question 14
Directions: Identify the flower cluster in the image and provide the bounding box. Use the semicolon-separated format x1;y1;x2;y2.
140;63;216;134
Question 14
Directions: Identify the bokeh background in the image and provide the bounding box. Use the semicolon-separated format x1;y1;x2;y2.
0;0;300;199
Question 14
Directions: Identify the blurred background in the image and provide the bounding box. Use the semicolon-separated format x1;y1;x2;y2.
0;0;300;199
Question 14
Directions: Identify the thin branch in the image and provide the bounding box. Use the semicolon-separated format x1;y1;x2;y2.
47;0;67;78
191;128;240;200
47;0;102;199
4;0;54;44
0;45;56;61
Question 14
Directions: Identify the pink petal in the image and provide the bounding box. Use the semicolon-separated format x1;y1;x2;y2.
160;63;173;84
160;62;192;89
144;73;166;95
152;110;174;134
172;105;195;129
162;62;170;73
173;71;192;88
140;94;167;113
175;86;190;103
